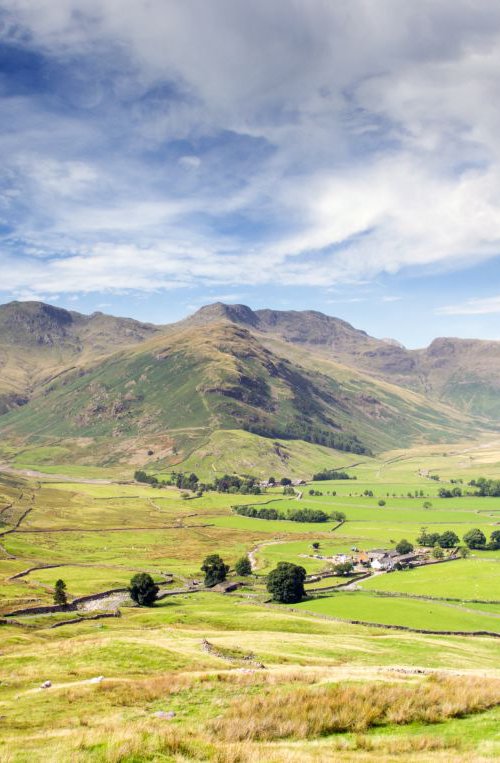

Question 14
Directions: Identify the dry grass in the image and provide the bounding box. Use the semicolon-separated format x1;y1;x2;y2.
94;668;319;707
211;674;500;741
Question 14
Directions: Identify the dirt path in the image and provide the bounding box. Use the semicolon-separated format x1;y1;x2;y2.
248;539;287;572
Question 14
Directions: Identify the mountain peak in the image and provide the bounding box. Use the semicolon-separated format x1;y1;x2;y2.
188;302;260;327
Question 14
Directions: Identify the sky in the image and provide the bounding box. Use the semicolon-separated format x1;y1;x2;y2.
1;1;500;347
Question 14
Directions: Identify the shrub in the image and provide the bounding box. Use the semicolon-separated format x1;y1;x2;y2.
333;561;354;576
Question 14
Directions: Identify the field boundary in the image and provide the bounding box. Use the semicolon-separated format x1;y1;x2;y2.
359;588;500;605
256;600;500;638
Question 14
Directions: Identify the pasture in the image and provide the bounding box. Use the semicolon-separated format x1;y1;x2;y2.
1;439;500;760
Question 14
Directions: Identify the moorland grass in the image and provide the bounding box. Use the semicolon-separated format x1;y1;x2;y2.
212;674;500;740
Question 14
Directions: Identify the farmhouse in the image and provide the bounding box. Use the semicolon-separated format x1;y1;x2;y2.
363;548;420;571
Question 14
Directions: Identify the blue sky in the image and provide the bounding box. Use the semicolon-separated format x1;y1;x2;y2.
1;1;500;347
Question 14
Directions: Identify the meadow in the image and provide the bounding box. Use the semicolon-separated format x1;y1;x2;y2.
1;438;500;760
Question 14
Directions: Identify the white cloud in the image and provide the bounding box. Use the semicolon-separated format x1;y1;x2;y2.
436;296;500;315
1;1;500;296
178;155;201;169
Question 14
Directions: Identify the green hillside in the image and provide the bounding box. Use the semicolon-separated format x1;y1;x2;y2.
0;316;483;471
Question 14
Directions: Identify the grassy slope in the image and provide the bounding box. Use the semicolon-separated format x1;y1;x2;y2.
167;428;372;480
1;450;500;761
0;320;488;474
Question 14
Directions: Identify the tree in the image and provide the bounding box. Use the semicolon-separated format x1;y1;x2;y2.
458;545;470;558
312;542;320;550
417;527;440;547
54;579;67;606
129;573;159;606
437;530;459;548
432;546;444;559
280;477;292;486
333;561;354;576
463;528;486;549
378;500;386;507
201;554;229;587
234;556;252;576
395;539;414;555
423;501;433;509
266;562;306;604
489;530;500;550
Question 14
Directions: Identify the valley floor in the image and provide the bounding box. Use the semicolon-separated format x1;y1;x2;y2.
0;438;500;761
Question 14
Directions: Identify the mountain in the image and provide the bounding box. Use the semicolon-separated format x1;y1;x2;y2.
0;301;160;414
185;303;500;420
0;300;491;475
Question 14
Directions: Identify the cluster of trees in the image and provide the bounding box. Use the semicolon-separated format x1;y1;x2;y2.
417;528;460;548
416;526;500;551
172;472;199;490
234;505;345;523
235;505;282;520
213;474;262;494
242;422;370;455
312;469;355;481
134;469;161;486
135;469;280;496
469;478;500;497
438;487;462;498
463;528;500;550
288;508;330;523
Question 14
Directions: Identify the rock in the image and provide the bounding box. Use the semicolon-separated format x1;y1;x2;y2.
153;710;176;719
40;680;52;689
88;676;104;684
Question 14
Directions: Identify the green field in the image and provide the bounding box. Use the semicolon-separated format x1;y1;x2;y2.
360;558;500;600
294;591;500;632
1;439;500;761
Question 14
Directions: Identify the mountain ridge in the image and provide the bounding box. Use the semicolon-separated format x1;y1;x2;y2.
0;299;497;472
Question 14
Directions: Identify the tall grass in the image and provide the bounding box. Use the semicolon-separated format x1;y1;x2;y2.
212;674;500;741
96;669;318;706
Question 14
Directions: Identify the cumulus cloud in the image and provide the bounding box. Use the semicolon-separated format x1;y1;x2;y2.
1;0;500;296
